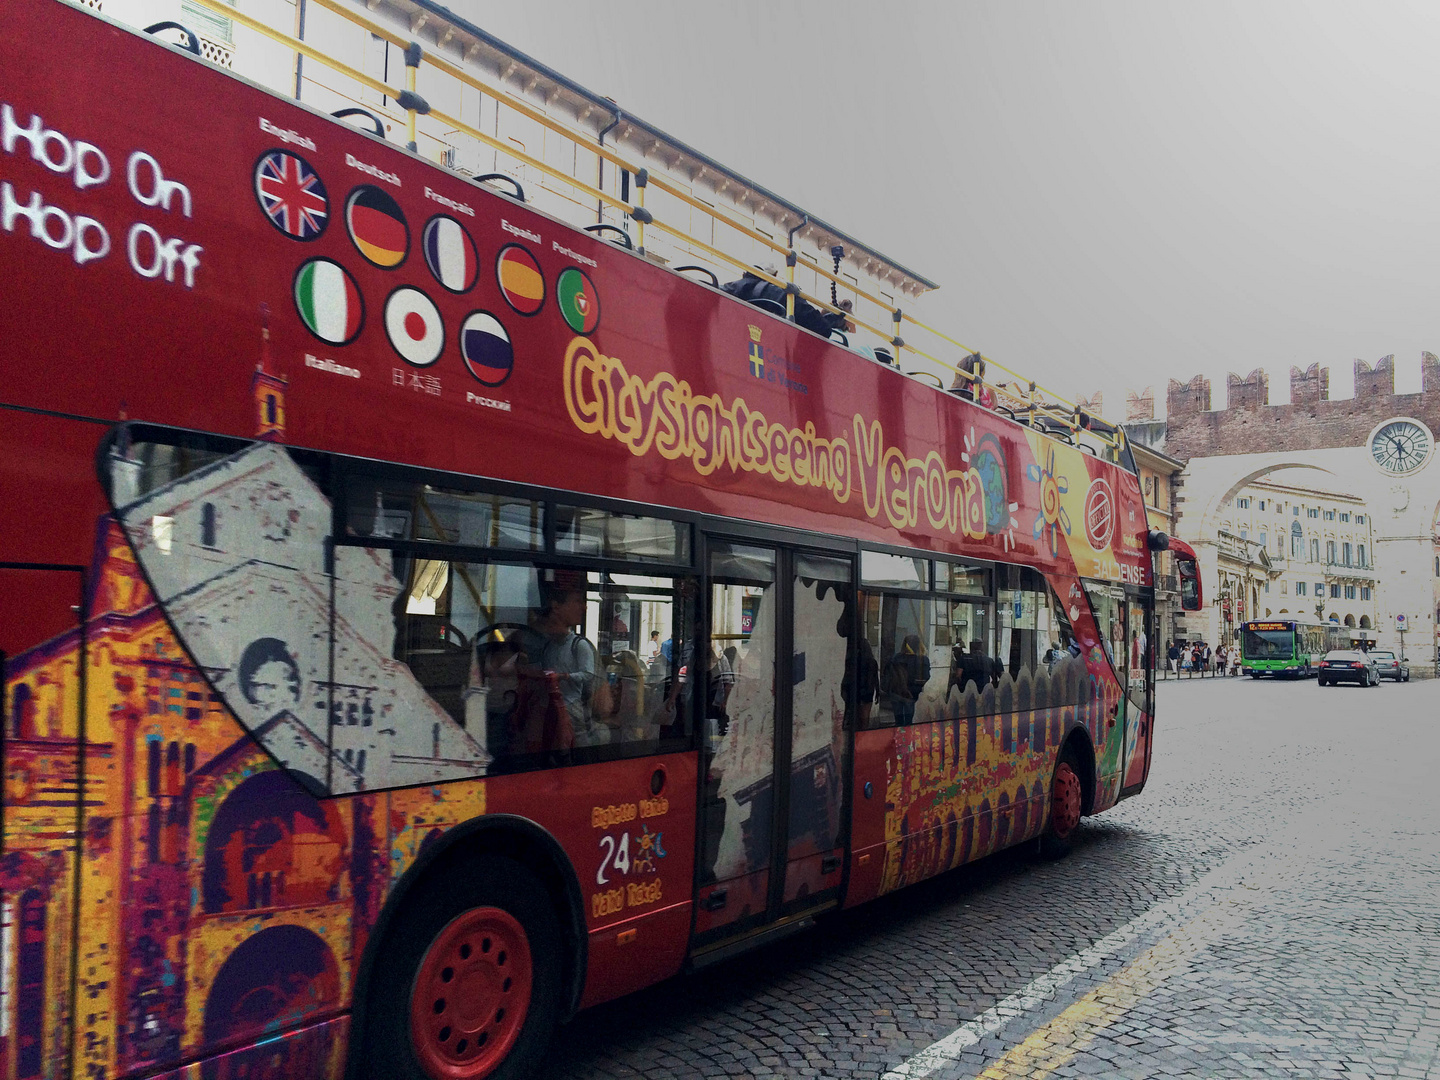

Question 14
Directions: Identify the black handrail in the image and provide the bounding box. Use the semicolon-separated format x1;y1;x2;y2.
584;223;633;250
674;265;719;287
144;21;201;55
474;173;525;202
332;107;386;138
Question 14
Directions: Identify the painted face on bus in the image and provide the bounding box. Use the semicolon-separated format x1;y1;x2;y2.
245;659;301;713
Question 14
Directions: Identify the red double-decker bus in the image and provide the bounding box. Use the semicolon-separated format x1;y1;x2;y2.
0;4;1201;1078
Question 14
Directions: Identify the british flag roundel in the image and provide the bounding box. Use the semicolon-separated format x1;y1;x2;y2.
255;150;329;240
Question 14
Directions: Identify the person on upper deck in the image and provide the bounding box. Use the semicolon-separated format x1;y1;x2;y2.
722;267;846;339
951;352;985;402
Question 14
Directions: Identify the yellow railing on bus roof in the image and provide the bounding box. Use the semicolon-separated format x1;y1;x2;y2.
177;0;1124;457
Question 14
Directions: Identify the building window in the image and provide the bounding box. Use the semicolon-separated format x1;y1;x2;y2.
1330;584;1341;598
1315;582;1324;596
1339;512;1350;522
1240;528;1248;540
1324;510;1335;521
1259;500;1266;510
1308;508;1319;519
1345;585;1356;599
1363;587;1372;600
1296;582;1307;596
1258;531;1267;549
1326;540;1336;563
1281;580;1289;594
1310;538;1320;563
1290;522;1303;557
1342;542;1352;566
1356;515;1365;525
1263;581;1270;593
1358;544;1366;568
1293;506;1300;516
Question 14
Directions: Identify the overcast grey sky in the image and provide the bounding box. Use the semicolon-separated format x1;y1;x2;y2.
451;1;1440;414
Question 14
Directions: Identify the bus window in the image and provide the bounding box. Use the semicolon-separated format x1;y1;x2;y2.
335;549;693;778
346;475;543;549
554;504;691;563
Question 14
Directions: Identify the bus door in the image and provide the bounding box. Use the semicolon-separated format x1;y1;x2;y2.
1;565;86;1080
694;539;852;948
1121;588;1155;793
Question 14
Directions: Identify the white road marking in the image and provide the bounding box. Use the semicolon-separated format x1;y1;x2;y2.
880;851;1260;1080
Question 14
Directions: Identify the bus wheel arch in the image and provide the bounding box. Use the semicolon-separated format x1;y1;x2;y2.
1059;727;1097;816
348;814;587;1080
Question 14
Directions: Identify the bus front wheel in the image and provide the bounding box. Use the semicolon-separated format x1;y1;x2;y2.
361;854;563;1080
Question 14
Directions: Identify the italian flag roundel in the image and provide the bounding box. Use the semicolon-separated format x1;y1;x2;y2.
423;215;478;292
557;267;600;333
384;286;444;366
294;258;363;345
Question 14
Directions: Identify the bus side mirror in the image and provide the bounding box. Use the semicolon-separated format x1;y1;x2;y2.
1170;540;1203;611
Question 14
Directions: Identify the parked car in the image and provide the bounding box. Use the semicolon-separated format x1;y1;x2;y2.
1317;650;1380;687
1369;649;1410;682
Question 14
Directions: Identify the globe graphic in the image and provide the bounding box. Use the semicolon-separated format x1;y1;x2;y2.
974;437;1008;534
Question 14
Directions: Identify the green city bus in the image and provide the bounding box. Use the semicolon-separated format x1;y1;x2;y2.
1239;619;1348;677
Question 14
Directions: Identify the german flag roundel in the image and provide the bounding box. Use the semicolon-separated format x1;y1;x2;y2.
557;267;600;334
346;185;408;268
384;286;444;366
422;215;478;292
496;245;545;315
293;258;363;345
460;311;513;387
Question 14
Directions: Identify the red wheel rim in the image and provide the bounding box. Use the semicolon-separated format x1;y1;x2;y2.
1051;762;1082;839
410;907;533;1079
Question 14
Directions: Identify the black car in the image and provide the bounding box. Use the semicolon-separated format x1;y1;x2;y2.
1317;650;1380;687
1369;649;1410;682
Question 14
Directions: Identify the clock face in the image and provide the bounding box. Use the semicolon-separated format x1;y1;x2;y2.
1370;420;1432;475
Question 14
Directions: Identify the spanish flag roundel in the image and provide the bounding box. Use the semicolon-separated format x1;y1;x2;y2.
557;267;600;334
496;244;544;315
345;185;408;268
293;258;363;345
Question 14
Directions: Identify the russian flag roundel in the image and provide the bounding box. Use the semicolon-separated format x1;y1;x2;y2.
496;244;545;315
460;311;513;387
346;185;409;268
293;258;363;345
384;286;444;366
255;150;329;240
422;215;479;293
557;267;601;334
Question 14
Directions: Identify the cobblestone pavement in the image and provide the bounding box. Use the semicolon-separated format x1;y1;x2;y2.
539;677;1440;1079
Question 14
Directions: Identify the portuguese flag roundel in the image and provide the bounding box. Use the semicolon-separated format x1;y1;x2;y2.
293;258;364;345
345;185;408;268
496;245;544;315
557;267;600;334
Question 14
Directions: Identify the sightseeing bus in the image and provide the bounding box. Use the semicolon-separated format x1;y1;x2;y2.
0;3;1201;1078
1238;618;1347;677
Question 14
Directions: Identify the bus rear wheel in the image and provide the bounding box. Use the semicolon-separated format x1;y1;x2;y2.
1039;757;1083;859
360;855;562;1080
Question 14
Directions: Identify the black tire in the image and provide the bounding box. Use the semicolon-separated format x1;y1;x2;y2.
357;854;563;1080
1318;678;1329;687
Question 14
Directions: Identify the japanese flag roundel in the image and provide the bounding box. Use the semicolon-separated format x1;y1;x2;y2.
293;258;363;345
460;311;513;387
422;215;479;292
557;267;600;333
384;286;444;366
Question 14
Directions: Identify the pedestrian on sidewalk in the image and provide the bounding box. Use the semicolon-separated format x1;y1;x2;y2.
1200;641;1212;677
1167;640;1180;679
1215;642;1227;677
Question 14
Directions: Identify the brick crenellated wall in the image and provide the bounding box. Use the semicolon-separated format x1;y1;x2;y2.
1156;354;1440;461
